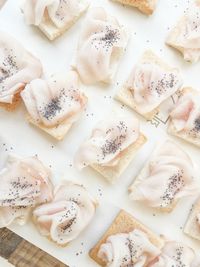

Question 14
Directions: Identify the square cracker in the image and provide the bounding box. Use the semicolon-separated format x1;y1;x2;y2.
89;210;164;266
38;4;89;41
27;114;73;141
111;0;158;15
184;198;200;241
168;87;200;148
91;133;147;184
115;50;178;120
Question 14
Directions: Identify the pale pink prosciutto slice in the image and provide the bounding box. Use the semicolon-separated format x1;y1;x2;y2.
0;32;42;104
21;71;87;127
129;141;199;209
126;62;182;114
75;116;139;169
150;242;198;267
74;7;128;84
170;90;200;138
23;0;89;28
0;154;53;228
0;206;31;228
166;1;200;63
33;181;96;245
98;229;161;267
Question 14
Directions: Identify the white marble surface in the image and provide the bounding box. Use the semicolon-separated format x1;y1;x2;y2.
0;257;13;267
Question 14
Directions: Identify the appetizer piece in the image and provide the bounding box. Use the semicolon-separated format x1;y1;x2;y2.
89;210;164;266
111;0;158;15
129;140;199;212
33;181;96;246
166;0;200;63
0;32;42;111
75;115;147;183
150;241;199;267
0;154;53;228
23;0;90;41
115;50;183;119
74;7;129;85
21;71;87;140
168;88;200;147
184;198;200;242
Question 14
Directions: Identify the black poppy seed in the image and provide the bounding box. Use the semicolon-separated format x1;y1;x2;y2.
101;135;125;158
120;237;143;266
0;50;19;88
150;73;178;97
172;246;186;267
101;27;120;47
61;217;76;231
40;87;79;121
194;116;200;132
92;26;120;51
160;170;184;207
187;115;200;138
100;121;128;159
42;97;62;120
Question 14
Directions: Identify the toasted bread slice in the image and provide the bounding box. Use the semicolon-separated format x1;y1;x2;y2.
89;210;164;266
111;0;158;15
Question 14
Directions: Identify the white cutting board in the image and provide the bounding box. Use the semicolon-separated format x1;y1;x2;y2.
0;0;200;266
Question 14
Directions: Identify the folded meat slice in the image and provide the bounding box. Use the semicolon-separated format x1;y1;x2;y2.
126;62;182;114
0;154;53;228
33;181;96;245
170;89;200;138
0;206;31;228
74;7;128;84
129;141;199;209
150;242;198;267
98;229;161;267
0;31;42;104
23;0;89;29
166;1;200;63
75;116;140;169
21;71;87;127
